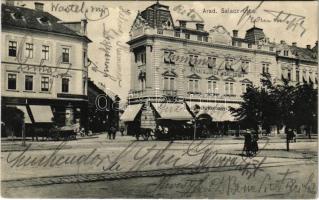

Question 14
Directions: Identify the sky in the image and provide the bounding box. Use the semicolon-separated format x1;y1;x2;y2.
17;1;318;102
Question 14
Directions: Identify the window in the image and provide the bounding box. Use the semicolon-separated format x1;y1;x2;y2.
164;51;175;64
241;83;249;94
296;70;300;82
189;79;199;92
284;50;289;56
180;21;186;28
83;50;87;66
140;78;146;90
287;69;291;81
262;63;269;74
197;35;202;41
248;44;252;48
42;45;49;60
208;57;216;68
232;41;236;46
208;80;217;93
163;77;175;90
41;76;49;91
174;31;180;37
136;52;146;65
185;33;190;39
9;41;17;57
225;82;234;95
62;48;70;63
225;59;233;70
62;78;69;93
203;36;208;42
25;75;33;91
8;74;17;90
309;72;313;83
25;43;33;58
189;55;196;66
242;61;249;73
141;53;146;64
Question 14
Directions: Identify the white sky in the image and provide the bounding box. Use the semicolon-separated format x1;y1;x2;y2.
17;1;318;102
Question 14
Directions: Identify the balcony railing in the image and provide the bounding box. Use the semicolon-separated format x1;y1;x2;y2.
162;90;177;96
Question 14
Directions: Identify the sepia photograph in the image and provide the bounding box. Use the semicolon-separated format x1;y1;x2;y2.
1;0;318;198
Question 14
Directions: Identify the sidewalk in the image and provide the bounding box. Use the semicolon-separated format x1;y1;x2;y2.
1;133;317;152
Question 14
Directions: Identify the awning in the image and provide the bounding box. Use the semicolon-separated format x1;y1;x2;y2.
120;104;143;122
186;101;239;122
29;105;53;123
16;106;32;124
152;103;193;120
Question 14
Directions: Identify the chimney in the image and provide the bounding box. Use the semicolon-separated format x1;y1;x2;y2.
6;0;15;6
306;45;311;49
292;42;297;46
80;19;88;36
196;23;204;31
233;30;238;38
280;40;286;44
34;2;44;11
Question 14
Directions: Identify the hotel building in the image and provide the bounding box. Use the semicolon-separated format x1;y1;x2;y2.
121;2;318;133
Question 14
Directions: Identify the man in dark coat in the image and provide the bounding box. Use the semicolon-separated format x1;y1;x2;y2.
243;129;252;156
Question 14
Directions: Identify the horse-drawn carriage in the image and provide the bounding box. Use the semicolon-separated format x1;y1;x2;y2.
134;118;211;141
49;125;77;141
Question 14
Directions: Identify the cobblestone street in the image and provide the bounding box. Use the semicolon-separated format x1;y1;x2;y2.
1;134;317;198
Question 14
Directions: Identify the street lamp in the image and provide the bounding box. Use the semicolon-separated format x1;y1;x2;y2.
193;108;200;140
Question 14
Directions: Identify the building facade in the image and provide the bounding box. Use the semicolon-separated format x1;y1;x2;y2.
122;2;318;132
1;2;91;136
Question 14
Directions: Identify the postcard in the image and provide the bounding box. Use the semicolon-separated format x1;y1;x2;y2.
1;0;318;198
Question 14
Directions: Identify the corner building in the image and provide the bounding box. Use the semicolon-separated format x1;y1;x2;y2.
1;2;91;137
122;2;318;134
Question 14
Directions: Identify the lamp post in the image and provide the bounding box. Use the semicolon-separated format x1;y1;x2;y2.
193;108;200;140
21;98;28;146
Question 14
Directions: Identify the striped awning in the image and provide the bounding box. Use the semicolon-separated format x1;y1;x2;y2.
120;104;143;122
29;105;53;123
152;103;193;120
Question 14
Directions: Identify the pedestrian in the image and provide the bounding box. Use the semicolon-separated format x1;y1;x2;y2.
120;126;125;136
110;126;117;140
107;128;112;140
243;129;252;157
287;127;294;143
251;131;259;155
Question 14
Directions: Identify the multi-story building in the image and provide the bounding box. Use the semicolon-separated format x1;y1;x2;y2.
1;2;91;136
122;2;317;133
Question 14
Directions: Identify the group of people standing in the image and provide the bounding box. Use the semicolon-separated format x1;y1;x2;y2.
243;129;259;157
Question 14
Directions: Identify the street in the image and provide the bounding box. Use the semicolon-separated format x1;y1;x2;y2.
1;134;318;198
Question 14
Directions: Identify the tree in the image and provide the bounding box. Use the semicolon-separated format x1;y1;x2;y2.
292;83;317;138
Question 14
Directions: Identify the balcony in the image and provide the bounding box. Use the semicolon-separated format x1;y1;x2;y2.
129;90;145;98
162;90;177;96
